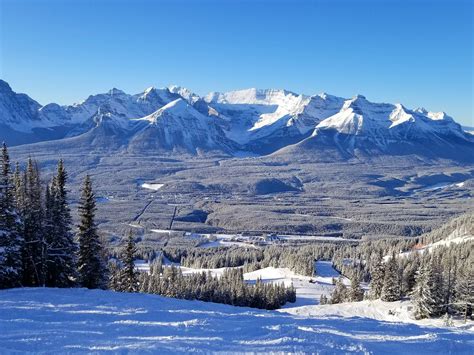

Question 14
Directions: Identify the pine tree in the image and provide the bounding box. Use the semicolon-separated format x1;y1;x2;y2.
411;257;442;319
20;158;45;286
430;255;444;317
381;253;400;302
120;230;138;292
454;263;473;322
46;160;76;287
0;143;23;288
349;273;364;302
330;277;348;304
370;258;385;299
441;250;456;315
77;175;107;289
108;260;122;291
402;255;419;297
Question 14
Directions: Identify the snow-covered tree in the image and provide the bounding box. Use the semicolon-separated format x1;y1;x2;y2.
77;175;107;289
369;258;385;299
20;158;46;286
381;253;400;302
45;160;77;287
349;273;364;302
330;277;348;304
319;294;328;305
120;231;139;292
411;257;441;319
0;143;23;288
454;263;473;322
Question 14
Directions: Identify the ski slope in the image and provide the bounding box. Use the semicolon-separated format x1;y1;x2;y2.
0;288;472;353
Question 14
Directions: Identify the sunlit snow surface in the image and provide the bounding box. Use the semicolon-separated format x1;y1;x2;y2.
141;183;164;191
0;288;472;353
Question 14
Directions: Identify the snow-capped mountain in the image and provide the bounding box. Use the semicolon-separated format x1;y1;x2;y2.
128;99;236;153
278;94;473;160
0;80;42;130
1;80;473;160
0;80;180;146
203;88;345;153
314;95;465;140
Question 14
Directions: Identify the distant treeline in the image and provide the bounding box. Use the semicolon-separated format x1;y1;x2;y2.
328;234;473;321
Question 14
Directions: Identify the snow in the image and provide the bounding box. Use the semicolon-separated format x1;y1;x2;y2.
150;229;176;234
95;196;110;203
168;85;200;104
283;299;473;330
193;231;352;248
134;260;151;273
0;288;471;353
204;88;345;144
244;263;346;308
133;98;233;151
416;181;466;192
141;183;164;191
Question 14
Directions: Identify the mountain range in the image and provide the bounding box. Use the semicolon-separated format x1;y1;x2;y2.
1;79;473;160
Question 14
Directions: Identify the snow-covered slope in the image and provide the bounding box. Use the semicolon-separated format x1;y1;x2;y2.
129;98;236;153
463;125;474;135
0;80;42;132
0;288;471;353
204;89;345;152
315;95;467;141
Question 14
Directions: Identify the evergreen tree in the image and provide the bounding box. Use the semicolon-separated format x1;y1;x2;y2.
370;258;385;299
20;158;45;286
0;143;23;288
349;273;364;302
319;294;328;305
381;253;400;302
440;250;456;315
108;260;122;291
46;160;76;287
77;175;107;289
454;263;473;322
412;261;434;319
430;255;444;317
120;230;138;292
330;277;348;304
401;255;419;297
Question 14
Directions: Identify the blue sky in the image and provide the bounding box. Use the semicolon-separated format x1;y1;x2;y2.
0;0;472;125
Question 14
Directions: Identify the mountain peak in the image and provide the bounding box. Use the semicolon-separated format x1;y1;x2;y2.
108;88;126;96
0;79;13;93
143;86;156;95
168;85;200;104
141;98;193;124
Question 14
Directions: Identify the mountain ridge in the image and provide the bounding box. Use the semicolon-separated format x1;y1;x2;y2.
1;80;472;160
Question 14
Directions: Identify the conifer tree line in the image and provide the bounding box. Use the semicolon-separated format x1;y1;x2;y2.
162;243;345;276
0;143;107;289
108;233;297;310
328;236;473;321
